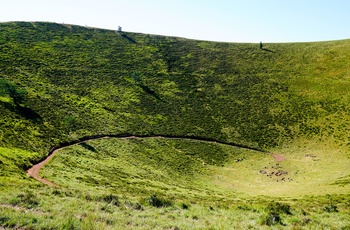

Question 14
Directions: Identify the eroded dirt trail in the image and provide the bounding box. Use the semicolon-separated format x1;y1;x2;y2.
27;148;61;186
27;134;285;186
27;135;116;186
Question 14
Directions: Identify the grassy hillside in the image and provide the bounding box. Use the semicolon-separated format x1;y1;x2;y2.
2;137;350;229
1;22;350;155
1;21;350;229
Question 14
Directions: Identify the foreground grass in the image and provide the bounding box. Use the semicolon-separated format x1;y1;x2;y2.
2;137;349;229
1;195;349;229
40;138;350;199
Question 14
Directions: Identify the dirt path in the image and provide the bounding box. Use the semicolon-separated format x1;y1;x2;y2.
27;135;116;186
27;148;61;187
27;134;284;186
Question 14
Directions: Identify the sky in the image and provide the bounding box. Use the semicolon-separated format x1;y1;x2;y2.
1;0;350;43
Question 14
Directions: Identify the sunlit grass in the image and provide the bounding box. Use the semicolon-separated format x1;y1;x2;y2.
40;137;350;203
0;21;350;228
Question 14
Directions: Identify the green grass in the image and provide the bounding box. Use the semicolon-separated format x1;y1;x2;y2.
1;22;350;154
0;21;350;228
0;146;41;178
8;137;343;228
40;138;233;200
39;137;350;199
0;138;349;229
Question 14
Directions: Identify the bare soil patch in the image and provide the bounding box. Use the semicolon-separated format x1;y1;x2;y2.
27;149;60;187
272;154;287;162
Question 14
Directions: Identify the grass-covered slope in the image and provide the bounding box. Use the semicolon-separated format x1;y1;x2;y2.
1;21;350;229
2;137;350;229
40;137;350;198
1;21;350;157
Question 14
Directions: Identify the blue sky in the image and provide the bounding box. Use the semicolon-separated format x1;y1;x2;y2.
1;0;349;43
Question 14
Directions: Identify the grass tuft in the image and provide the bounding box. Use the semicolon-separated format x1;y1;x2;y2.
146;194;173;208
10;191;40;209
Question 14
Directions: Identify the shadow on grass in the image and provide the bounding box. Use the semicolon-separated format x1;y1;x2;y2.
2;101;42;123
120;33;137;44
79;142;98;153
261;47;275;53
139;84;166;103
16;106;42;122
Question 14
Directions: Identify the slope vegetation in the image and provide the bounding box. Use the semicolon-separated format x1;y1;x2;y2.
1;22;350;229
1;22;350;155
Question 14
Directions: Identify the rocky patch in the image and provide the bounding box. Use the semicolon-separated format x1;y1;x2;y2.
259;163;293;182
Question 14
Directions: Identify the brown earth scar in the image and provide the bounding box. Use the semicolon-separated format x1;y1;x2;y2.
271;153;287;162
